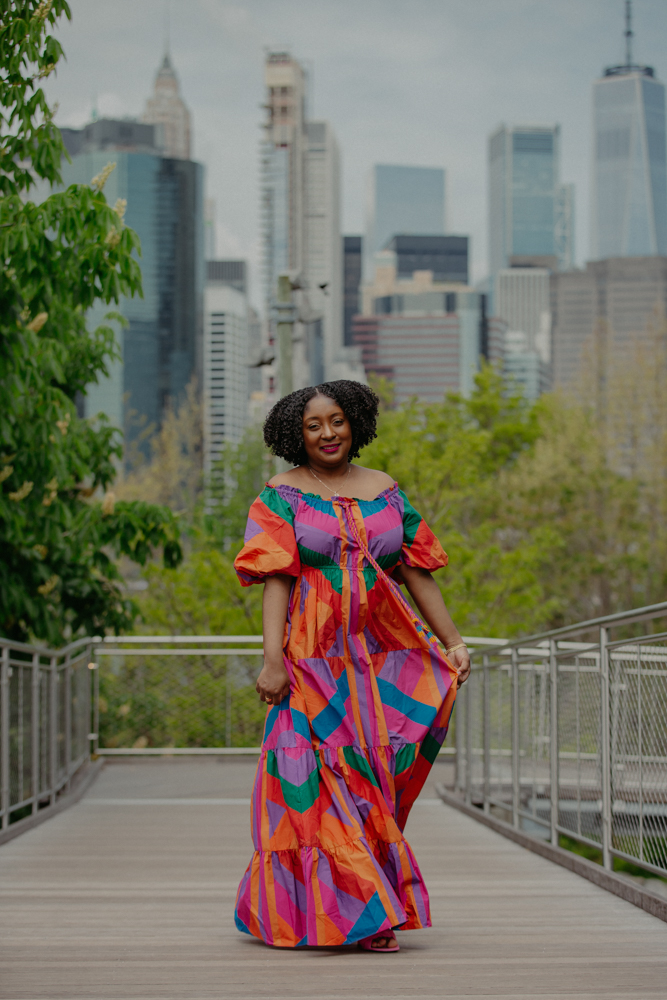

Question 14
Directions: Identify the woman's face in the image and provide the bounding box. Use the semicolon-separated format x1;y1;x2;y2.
301;394;352;469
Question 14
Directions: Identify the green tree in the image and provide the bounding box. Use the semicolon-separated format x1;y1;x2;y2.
98;545;265;749
0;1;181;644
361;365;646;638
205;425;273;546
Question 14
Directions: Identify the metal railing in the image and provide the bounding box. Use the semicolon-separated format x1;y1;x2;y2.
89;635;267;754
456;602;667;877
3;600;667;880
0;635;94;830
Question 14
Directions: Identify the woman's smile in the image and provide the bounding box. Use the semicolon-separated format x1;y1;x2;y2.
321;443;340;453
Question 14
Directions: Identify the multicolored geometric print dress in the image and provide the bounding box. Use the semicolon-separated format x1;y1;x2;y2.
233;482;458;947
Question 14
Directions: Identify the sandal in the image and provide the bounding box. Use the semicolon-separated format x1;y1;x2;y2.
357;931;400;953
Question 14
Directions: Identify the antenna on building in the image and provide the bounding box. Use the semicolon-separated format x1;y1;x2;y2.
164;0;171;56
625;0;633;68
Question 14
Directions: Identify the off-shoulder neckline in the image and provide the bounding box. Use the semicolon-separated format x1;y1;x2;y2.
265;481;399;504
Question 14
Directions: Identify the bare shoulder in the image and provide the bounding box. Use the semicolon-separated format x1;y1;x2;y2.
267;467;307;488
352;465;396;491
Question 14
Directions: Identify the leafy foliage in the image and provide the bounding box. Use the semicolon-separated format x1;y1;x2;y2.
0;1;182;643
98;546;264;749
362;364;649;637
116;378;203;526
205;425;274;545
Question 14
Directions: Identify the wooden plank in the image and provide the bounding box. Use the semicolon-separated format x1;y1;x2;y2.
0;758;665;999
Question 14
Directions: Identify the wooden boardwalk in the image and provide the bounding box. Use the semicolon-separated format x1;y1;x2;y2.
1;758;666;1000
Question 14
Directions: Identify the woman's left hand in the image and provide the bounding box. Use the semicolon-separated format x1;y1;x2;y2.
449;645;471;686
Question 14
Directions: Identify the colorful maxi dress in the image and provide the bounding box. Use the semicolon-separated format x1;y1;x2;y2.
233;482;457;947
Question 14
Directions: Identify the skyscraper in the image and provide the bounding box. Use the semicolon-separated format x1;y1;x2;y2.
496;269;552;399
203;261;249;478
343;236;362;347
551;257;667;392
364;165;446;283
303;121;344;383
488;125;574;275
261;52;306;306
591;7;667;259
353;254;497;402
261;51;362;391
58;56;203;461
384;235;468;284
142;52;191;160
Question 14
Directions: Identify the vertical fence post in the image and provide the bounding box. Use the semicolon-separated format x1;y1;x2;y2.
93;654;100;756
465;672;473;806
637;642;643;864
599;626;612;870
549;639;558;846
511;647;520;829
1;644;9;830
31;651;40;815
49;655;58;805
483;655;490;814
454;687;463;794
225;656;232;749
64;652;72;792
88;646;99;757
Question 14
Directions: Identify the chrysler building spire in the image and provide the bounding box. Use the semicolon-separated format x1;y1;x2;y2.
143;52;191;160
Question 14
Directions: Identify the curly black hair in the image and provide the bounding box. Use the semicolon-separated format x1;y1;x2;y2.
263;380;380;467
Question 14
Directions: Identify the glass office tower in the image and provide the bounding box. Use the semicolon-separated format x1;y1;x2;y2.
488;125;573;275
364;165;446;282
59;120;204;459
591;66;667;259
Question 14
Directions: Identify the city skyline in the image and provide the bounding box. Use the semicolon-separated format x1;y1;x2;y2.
44;0;667;305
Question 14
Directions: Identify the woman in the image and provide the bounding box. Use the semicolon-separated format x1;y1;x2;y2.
233;380;470;952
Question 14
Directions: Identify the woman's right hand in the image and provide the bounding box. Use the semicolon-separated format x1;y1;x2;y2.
256;658;291;706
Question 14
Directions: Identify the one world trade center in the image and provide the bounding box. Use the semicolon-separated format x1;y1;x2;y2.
591;2;667;259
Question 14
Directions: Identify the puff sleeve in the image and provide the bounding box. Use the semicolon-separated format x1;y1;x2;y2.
398;489;448;572
234;487;301;586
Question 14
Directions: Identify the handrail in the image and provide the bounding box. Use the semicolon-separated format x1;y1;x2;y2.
482;601;667;648
0;634;94;834
3;599;667;863
456;605;667;881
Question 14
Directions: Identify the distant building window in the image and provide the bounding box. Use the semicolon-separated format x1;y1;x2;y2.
513;133;554;153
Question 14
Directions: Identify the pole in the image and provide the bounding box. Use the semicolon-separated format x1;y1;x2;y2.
1;645;9;830
64;652;72;792
465;674;473;807
32;651;40;814
49;655;57;805
549;639;559;846
483;656;490;814
625;0;633;68
600;626;612;870
511;647;520;829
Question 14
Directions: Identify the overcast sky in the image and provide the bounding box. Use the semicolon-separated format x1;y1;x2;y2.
45;0;667;307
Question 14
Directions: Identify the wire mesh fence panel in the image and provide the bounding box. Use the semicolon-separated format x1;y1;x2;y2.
37;661;51;798
465;667;485;802
518;660;551;832
0;639;91;829
488;664;512;814
609;639;667;873
8;654;33;811
70;654;91;771
556;650;603;845
98;653;266;749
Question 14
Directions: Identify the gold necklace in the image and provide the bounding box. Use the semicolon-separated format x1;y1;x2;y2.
307;463;352;498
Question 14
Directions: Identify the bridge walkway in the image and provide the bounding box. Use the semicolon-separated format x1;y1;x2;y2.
1;758;666;1000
